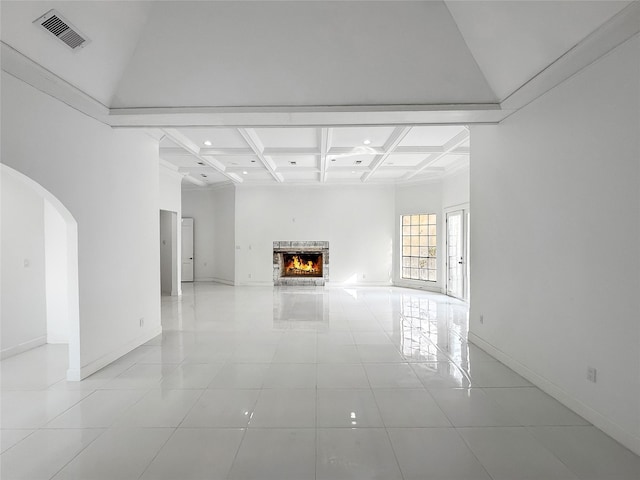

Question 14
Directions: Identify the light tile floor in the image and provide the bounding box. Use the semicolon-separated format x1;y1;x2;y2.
2;283;640;479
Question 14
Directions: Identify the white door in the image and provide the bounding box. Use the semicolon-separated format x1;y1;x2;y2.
181;218;194;282
446;210;468;300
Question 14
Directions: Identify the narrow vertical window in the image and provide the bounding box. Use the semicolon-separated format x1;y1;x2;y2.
401;214;436;282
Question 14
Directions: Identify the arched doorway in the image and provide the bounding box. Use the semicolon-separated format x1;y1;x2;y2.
0;164;81;380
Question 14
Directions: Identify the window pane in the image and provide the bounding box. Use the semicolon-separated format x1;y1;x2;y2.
419;214;428;224
428;270;436;282
428;246;436;257
403;257;411;267
411;246;420;256
403;246;411;256
410;236;420;247
402;268;410;278
410;257;419;268
419;236;428;246
428;235;437;247
428;258;436;269
402;216;410;226
411;215;420;225
402;236;411;246
419;269;428;280
429;225;437;235
411;268;419;279
418;258;428;269
419;225;428;235
428;214;436;224
410;225;419;235
420;247;429;257
402;226;411;236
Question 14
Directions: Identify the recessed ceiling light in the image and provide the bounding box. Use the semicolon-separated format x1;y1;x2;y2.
242;171;248;175
203;140;212;146
251;160;256;163
290;161;297;166
201;174;207;178
197;161;205;165
331;158;336;162
363;139;371;145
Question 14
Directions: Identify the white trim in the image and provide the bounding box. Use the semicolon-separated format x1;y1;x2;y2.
0;336;47;360
193;277;235;286
469;332;640;457
66;325;162;381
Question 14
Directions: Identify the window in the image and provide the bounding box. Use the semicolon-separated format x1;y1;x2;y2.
401;214;437;282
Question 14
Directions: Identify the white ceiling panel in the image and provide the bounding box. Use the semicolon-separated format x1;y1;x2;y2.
328;154;376;168
385;153;430;167
253;128;318;148
400;126;467;147
271;155;318;168
181;128;249;149
331;127;396;148
212;155;259;167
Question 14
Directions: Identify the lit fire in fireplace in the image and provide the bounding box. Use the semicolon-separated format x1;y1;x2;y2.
283;253;323;277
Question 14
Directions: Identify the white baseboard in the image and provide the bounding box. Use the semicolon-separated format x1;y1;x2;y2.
469;332;640;456
326;281;392;287
66;325;162;381
211;278;235;286
1;335;47;360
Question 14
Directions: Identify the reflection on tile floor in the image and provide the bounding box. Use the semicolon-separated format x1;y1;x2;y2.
2;283;640;479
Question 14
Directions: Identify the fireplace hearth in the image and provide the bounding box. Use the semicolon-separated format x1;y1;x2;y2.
273;241;329;286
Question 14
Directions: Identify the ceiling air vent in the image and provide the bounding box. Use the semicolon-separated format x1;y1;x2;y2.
33;9;90;51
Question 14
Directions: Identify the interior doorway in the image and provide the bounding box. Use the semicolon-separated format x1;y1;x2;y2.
160;210;179;296
1;164;81;380
446;208;469;301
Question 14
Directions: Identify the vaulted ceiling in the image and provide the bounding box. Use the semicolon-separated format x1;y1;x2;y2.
1;1;637;186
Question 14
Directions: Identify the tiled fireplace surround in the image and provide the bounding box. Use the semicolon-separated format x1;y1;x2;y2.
273;241;329;286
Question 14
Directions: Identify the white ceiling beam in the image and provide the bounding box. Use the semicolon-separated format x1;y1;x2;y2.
361;126;413;182
393;146;445;155
238;128;284;183
320;128;332;183
160;147;196;158
262;147;319;156
404;130;470;180
161;128;242;184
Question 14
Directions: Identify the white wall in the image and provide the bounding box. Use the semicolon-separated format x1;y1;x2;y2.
44;199;69;344
235;185;394;285
1;72;161;379
393;181;444;292
211;185;236;284
182;185;236;284
470;36;640;454
442;168;470;209
1;170;47;357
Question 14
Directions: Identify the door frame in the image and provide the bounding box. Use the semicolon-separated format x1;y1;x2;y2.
445;204;470;301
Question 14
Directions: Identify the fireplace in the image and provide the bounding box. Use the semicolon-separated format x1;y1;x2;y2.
283;253;323;277
273;241;329;286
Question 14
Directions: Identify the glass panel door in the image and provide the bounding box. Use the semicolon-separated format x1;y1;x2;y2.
446;210;467;300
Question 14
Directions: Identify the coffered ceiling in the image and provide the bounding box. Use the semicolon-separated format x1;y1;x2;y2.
160;125;469;185
1;1;638;186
